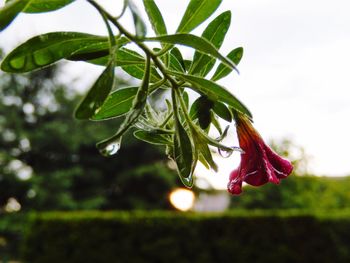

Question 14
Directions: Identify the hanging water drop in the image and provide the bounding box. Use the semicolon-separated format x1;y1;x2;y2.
218;148;233;158
99;138;122;156
218;146;244;158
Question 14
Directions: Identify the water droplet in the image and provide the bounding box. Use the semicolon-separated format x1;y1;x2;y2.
218;146;244;158
99;138;122;156
10;56;26;70
218;148;233;158
33;50;53;66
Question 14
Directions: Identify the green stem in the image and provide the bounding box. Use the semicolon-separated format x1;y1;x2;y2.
160;112;173;128
87;0;179;88
174;87;193;125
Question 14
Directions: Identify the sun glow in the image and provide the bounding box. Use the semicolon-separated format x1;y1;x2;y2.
169;188;195;211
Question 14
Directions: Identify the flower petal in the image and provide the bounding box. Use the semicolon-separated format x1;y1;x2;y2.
228;169;243;195
264;145;293;178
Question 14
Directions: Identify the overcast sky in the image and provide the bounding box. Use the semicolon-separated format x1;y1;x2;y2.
1;0;350;188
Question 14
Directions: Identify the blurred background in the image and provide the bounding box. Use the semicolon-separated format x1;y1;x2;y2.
1;0;350;262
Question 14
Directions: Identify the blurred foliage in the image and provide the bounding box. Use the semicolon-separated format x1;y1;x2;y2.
0;212;27;260
22;210;350;263
230;176;350;210
0;60;179;212
270;138;310;175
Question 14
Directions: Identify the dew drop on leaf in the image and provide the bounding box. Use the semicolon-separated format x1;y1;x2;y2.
99;138;122;156
33;50;53;66
218;146;244;158
9;57;26;70
218;148;233;158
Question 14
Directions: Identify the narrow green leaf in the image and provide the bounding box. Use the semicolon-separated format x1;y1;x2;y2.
170;71;252;119
66;37;130;61
170;47;186;72
190;126;218;171
0;0;30;32
145;34;237;71
197;141;218;172
76;46;143;66
190;96;213;129
191;122;235;153
190;11;231;75
213;101;232;122
211;47;244;81
92;86;138;120
142;0;167;36
122;64;162;83
169;52;184;73
74;60;115;120
128;0;147;37
97;56;151;152
176;0;222;33
183;60;192;72
72;45;162;83
182;91;189;109
134;130;171;145
211;112;223;134
0;32;108;73
174;119;194;188
23;0;75;13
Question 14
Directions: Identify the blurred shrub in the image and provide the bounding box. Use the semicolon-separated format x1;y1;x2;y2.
22;210;350;263
0;63;178;211
105;163;180;210
230;175;350;210
0;213;27;260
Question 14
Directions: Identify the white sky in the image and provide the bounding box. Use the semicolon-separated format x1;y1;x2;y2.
1;0;350;189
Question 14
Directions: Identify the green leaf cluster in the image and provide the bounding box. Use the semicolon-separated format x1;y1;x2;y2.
0;0;252;189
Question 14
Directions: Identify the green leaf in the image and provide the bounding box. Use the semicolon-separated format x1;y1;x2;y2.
197;140;218;172
134;130;171;145
74;60;115;120
67;43;110;61
142;0;167;36
67;37;129;61
74;46;143;66
211;47;244;81
170;47;186;72
92;86;138;120
170;71;252;119
190;11;231;76
145;34;237;71
97;55;151;153
0;32;108;72
176;0;222;33
190;96;213;129
174;118;194;188
190;126;218;171
128;0;147;37
183;60;192;72
0;0;30;32
213;101;232;122
23;0;75;13
72;46;162;83
122;64;162;83
210;112;223;134
182;91;189;109
169;52;184;73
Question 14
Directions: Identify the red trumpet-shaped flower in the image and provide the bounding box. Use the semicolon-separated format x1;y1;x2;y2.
228;113;293;195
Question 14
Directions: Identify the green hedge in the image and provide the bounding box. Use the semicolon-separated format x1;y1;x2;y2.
22;210;350;263
0;213;27;260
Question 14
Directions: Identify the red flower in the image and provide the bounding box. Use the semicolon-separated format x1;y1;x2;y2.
228;113;293;195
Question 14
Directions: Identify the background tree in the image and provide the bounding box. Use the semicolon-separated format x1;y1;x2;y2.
0;56;178;212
